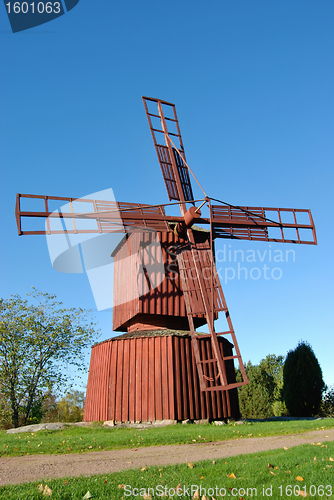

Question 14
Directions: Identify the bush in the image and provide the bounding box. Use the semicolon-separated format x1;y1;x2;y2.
237;362;276;419
320;386;334;417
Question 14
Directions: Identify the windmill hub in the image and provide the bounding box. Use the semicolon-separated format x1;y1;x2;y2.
174;205;202;238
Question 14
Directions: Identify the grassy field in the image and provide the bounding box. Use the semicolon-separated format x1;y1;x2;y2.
0;418;334;458
1;440;333;499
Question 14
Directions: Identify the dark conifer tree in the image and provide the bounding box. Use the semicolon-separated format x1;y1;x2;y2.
283;341;325;417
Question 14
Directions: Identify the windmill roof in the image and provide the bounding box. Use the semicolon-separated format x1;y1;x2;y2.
93;329;233;347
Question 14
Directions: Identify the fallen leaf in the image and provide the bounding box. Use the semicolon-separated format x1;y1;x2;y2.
88;446;93;449
140;467;147;471
188;462;194;469
118;484;125;489
43;485;52;496
176;484;181;491
228;473;236;479
201;496;209;500
212;460;216;464
200;475;204;479
284;446;288;450
192;491;200;499
267;463;274;469
329;457;334;462
296;476;304;482
314;457;317;461
83;493;93;500
143;495;152;500
269;471;276;475
38;484;44;493
298;492;308;497
192;439;197;442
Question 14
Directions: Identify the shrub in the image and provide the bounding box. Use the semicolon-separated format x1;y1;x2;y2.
237;362;276;419
320;385;334;417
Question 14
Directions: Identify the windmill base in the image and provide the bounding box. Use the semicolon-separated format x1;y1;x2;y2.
84;330;240;422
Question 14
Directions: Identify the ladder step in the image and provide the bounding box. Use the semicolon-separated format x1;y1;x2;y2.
152;128;179;137
202;381;247;392
199;358;217;365
197;355;239;365
148;112;177;123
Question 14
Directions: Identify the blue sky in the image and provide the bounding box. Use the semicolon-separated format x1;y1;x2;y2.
1;1;333;390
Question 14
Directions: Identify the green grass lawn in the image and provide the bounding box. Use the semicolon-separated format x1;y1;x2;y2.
0;418;333;458
1;440;334;499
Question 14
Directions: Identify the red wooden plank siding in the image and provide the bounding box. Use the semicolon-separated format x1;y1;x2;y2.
122;339;130;422
109;341;118;420
180;337;188;418
84;333;240;422
167;335;175;419
161;336;169;419
190;339;200;420
113;230;208;332
148;338;155;421
135;338;142;422
129;339;136;422
141;338;149;422
173;336;182;420
155;337;163;421
115;340;124;422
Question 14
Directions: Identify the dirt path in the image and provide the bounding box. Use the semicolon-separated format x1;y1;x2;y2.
1;429;334;486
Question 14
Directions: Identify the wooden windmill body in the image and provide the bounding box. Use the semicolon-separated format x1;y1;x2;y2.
15;97;317;422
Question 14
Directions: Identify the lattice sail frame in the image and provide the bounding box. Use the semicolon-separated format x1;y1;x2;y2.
211;204;317;245
142;96;194;207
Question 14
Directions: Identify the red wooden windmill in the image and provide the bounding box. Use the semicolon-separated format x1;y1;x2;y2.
15;97;317;422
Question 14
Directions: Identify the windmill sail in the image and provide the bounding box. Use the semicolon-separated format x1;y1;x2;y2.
211;204;317;244
142;96;194;206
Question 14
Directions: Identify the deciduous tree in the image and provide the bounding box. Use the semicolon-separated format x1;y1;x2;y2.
0;290;99;427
